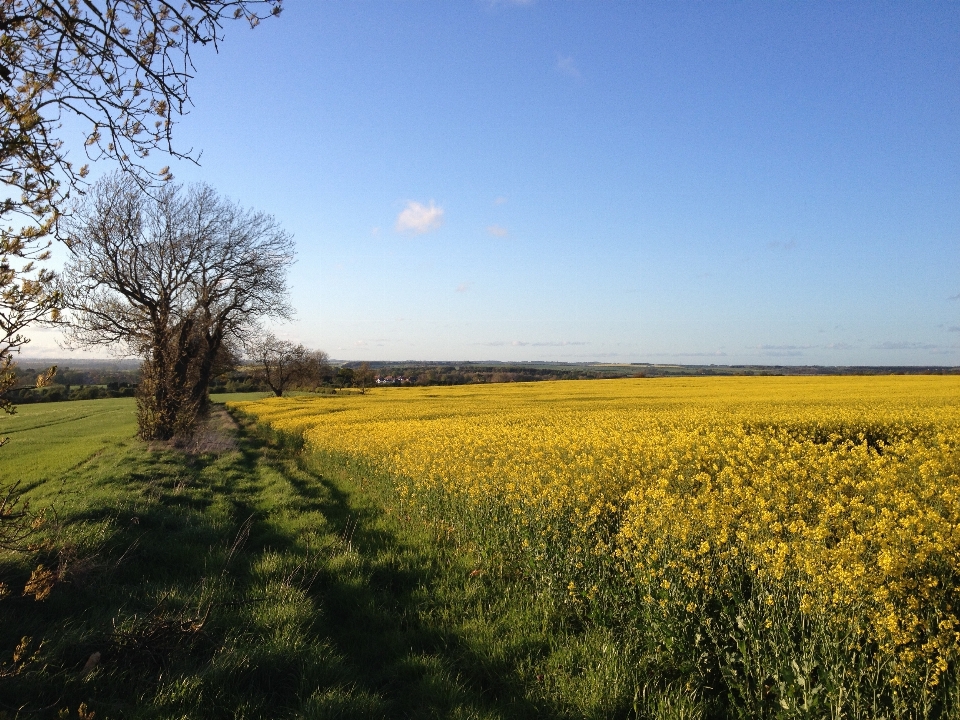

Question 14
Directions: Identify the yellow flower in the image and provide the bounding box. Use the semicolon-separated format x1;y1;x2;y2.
232;375;960;704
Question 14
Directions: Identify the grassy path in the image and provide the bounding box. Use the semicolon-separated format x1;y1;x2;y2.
1;403;624;719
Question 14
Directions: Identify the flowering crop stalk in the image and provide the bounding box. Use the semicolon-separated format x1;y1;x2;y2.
232;376;960;717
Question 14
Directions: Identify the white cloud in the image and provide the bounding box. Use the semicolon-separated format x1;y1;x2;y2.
531;341;588;347
871;341;938;350
645;351;728;358
487;224;508;237
755;344;815;351
396;200;444;235
766;239;797;251
478;340;589;347
557;54;580;78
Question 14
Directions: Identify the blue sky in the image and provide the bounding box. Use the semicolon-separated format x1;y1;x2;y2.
36;1;960;364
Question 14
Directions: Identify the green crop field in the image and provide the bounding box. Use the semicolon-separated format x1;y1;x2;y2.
0;395;271;488
0;399;137;486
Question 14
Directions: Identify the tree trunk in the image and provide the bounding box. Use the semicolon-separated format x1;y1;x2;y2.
188;326;225;416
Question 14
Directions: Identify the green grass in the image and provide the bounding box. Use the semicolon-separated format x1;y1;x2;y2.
0;398;138;487
0;401;643;719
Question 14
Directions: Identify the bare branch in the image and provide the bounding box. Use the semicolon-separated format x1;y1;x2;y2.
0;0;282;407
60;173;294;439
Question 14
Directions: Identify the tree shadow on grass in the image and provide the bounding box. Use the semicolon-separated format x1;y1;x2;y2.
227;420;560;719
0;411;576;720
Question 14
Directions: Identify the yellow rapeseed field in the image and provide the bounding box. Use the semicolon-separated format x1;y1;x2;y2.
231;376;960;716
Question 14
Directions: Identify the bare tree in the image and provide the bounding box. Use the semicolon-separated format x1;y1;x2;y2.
249;334;332;396
355;361;375;394
249;333;306;397
179;186;295;413
0;0;282;409
61;173;294;440
299;349;332;389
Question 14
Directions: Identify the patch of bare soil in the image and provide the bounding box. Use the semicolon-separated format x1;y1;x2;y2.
183;406;239;455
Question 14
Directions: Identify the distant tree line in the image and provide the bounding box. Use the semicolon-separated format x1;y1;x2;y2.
356;364;607;386
9;358;959;409
11;365;140;388
2;363;137;404
3;351;371;406
2;359;612;406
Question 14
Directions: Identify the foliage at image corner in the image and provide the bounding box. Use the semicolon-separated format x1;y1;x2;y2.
0;0;285;658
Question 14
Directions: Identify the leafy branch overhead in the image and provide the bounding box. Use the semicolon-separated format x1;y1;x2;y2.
0;0;282;405
0;0;284;212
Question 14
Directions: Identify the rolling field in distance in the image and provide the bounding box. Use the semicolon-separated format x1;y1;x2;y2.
234;376;960;718
0;398;137;487
0;394;270;487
